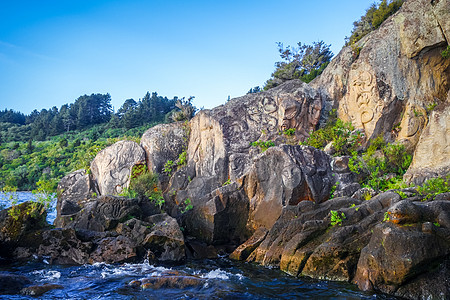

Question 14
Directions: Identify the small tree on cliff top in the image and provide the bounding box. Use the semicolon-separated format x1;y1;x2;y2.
264;40;333;90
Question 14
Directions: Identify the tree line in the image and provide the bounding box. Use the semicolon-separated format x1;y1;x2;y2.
0;91;185;143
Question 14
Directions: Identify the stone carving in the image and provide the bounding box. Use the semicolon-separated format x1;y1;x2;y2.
397;104;427;151
91;140;146;196
404;103;450;185
55;169;99;226
278;93;322;142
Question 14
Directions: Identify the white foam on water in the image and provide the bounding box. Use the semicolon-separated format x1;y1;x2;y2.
200;269;231;280
99;262;172;279
32;270;61;281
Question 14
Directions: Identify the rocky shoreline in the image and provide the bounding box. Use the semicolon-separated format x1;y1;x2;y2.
1;0;449;298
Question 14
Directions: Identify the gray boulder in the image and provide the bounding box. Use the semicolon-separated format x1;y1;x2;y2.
55;169;99;227
91;140;146;196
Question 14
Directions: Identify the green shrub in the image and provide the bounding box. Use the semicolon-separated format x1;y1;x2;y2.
441;45;450;59
302;116;363;156
180;198;193;214
330;210;346;226
348;137;412;192
250;140;275;152
346;0;404;46
417;176;450;201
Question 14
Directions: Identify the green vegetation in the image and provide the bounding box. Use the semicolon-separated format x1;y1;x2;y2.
0;90;197;192
283;128;296;136
345;0;404;46
222;179;231;186
180;198;193;214
348;137;412;192
417;176;450;201
383;211;390;222
119;166;165;209
441;45;450;59
330;210;346;226
250;140;275;152
301;111;364;156
264;41;333;90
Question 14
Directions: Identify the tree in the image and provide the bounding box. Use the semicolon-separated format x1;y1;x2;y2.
170;96;197;122
264;41;333;90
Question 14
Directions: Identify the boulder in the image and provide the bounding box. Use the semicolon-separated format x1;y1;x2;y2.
37;228;92;265
55;169;99;227
58;196;142;232
353;221;450;294
181;182;249;245
20;284;64;296
90;140;146;196
129;271;205;289
0;273;32;295
141;214;185;262
140;122;189;186
89;235;137;264
0;202;48;258
243;145;334;231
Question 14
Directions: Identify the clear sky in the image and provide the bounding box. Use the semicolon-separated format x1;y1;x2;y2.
0;0;375;114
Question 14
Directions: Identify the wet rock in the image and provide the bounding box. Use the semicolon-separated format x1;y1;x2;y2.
0;202;48;258
20;283;64;296
55;169;99;227
37;228;92;265
131;271;205;289
229;228;268;261
91;140;146;196
0;273;32;295
89;235;137;264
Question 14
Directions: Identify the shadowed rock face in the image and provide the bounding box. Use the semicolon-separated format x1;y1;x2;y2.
55;169;99;227
91;140;146;196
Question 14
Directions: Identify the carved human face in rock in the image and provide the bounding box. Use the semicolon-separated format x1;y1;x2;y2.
280;99;302;131
308;98;322;127
281;164;303;190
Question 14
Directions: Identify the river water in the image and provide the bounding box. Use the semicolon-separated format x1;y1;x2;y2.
0;193;398;299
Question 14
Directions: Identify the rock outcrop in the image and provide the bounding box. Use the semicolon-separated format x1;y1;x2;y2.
55;169;98;227
91;140;146;196
235;190;450;299
312;0;450;181
140;122;189;187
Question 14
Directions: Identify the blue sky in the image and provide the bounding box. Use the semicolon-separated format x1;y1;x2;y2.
0;0;375;114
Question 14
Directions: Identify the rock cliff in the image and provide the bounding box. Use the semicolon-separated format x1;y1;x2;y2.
2;0;449;299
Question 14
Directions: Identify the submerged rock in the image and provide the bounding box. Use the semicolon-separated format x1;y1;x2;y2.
0;273;32;295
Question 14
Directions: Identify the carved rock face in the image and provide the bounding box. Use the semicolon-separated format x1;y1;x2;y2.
140;122;188;185
91;140;146;196
314;0;450;145
55;169;99;226
404;103;450;185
